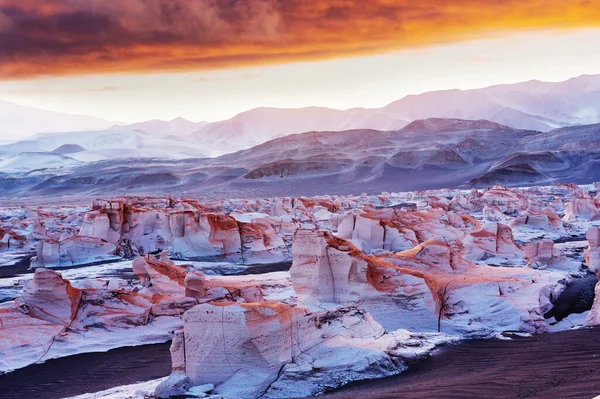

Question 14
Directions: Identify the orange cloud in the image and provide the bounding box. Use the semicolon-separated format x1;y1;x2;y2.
1;0;600;79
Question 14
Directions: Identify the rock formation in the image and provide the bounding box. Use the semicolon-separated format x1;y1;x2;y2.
510;206;566;236
2;184;600;398
156;302;448;399
16;268;82;326
585;227;600;271
523;239;556;266
291;229;564;335
462;222;524;264
563;195;600;221
32;197;295;266
31;236;117;268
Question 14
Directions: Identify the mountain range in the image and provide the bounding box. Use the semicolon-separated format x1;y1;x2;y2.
1;74;600;200
1;118;598;201
0;99;118;139
2;74;600;162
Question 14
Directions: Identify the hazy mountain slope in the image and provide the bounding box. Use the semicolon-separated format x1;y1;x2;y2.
190;106;410;153
0;99;117;139
52;144;87;155
380;90;566;131
4;74;600;160
478;74;600;126
0;152;82;173
0;128;210;162
110;117;209;137
185;74;600;155
214;118;536;168
3;118;599;201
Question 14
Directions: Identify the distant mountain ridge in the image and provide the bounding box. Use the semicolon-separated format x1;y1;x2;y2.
3;74;600;160
1;118;599;200
186;74;600;151
0;99;119;139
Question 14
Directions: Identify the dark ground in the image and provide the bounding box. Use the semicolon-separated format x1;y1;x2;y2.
320;327;600;399
0;343;172;399
3;328;600;399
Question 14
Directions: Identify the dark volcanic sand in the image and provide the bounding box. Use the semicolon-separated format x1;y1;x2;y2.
2;328;600;399
320;327;600;399
0;343;172;399
545;276;598;321
235;261;292;275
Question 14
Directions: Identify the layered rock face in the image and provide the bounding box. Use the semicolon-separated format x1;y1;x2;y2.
132;253;188;296
478;185;528;213
462;222;524;264
31;236;117;268
131;253;198;316
16;268;82;326
524;239;557;266
184;270;292;305
0;227;26;251
563;194;600;221
335;209;417;253
291;230;565;335
130;251;294;311
290;229;375;306
585;227;600;272
4;184;600;399
509;206;567;240
173;302;305;392
82;200;243;259
510;207;564;231
32;197;297;267
157;302;445;399
0;307;66;372
0;266;182;373
238;217;290;263
333;207;473;255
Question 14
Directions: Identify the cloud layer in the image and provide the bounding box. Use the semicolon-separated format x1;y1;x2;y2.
1;0;600;79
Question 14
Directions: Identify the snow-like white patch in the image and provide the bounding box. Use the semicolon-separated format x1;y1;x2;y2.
173;260;248;275
0;315;182;374
63;377;167;399
0;152;81;173
41;316;183;363
547;311;590;332
0;252;30;267
0;260;135;303
230;212;270;223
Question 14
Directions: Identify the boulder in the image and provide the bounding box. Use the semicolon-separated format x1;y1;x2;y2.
17;268;82;326
160;302;446;399
31;236;117;268
563;196;600;221
585;227;600;271
462;222;524;264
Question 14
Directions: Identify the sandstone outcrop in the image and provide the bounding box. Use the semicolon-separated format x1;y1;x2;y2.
462;222;524;264
31;236;117;268
585;227;600;271
156;302;448;399
184;270;293;305
563;195;600;221
16;268;82;326
292;230;565;335
523;239;557;266
510;206;566;235
3;184;599;396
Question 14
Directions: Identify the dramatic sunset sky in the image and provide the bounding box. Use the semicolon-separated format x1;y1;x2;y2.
1;0;600;122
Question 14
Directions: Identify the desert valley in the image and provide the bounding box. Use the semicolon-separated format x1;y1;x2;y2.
1;181;600;398
3;1;600;398
2;75;600;398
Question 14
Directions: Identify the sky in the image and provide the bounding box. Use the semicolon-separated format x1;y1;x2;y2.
1;0;600;123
